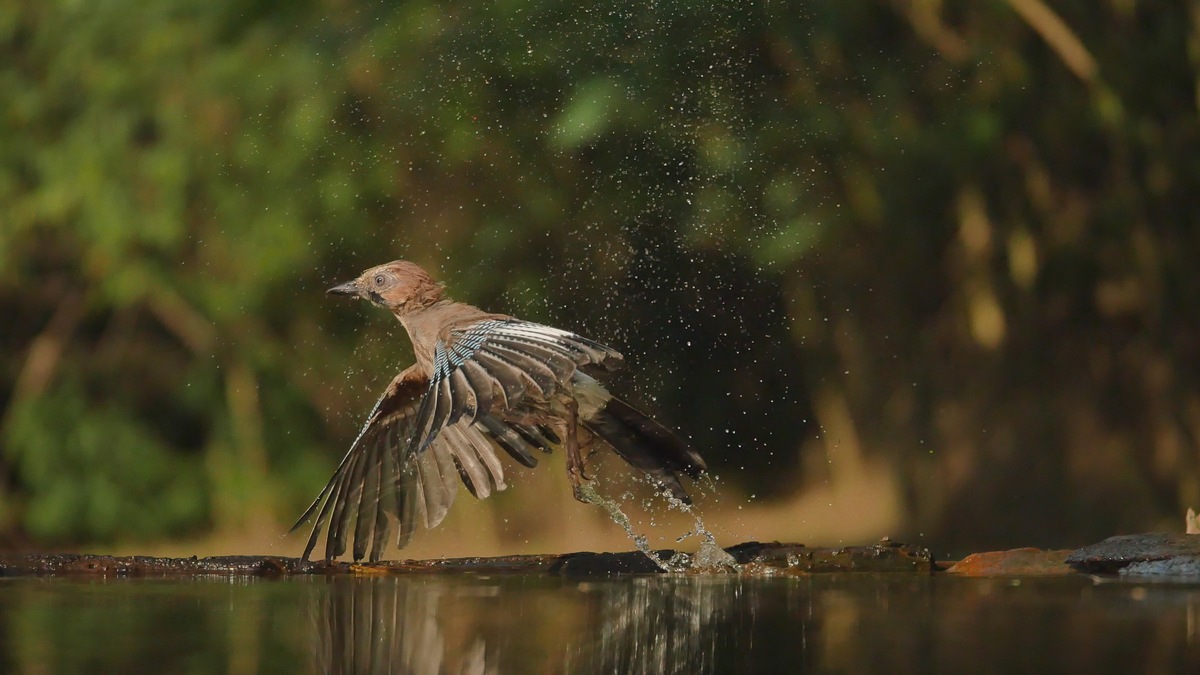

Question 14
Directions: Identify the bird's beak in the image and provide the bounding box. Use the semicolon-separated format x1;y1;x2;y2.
327;280;360;297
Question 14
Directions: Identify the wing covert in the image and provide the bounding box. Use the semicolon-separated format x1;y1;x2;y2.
407;319;623;454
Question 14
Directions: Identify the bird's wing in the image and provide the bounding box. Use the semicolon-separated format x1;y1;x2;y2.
291;366;514;562
407;319;623;455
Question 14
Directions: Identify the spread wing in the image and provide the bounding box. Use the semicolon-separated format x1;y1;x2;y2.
294;321;623;562
406;319;623;456
291;366;512;562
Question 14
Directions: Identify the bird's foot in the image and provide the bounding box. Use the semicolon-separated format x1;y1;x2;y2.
571;480;590;503
564;397;592;501
567;460;590;502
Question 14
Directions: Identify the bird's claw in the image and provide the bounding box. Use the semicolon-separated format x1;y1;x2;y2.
571;480;589;503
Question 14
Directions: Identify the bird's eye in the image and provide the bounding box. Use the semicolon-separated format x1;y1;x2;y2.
373;274;386;286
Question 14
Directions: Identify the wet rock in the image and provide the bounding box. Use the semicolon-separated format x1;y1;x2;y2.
549;550;671;575
729;539;934;574
1066;533;1200;574
1119;556;1200;578
944;548;1075;576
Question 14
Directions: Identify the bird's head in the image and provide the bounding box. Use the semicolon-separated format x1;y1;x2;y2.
327;260;445;315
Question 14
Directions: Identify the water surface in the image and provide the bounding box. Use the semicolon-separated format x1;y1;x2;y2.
1;573;1198;673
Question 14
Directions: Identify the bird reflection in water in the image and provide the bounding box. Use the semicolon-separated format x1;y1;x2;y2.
310;575;745;675
567;576;739;674
312;577;498;675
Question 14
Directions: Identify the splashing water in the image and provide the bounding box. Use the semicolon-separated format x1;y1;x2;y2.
662;482;739;572
579;478;739;573
578;482;680;572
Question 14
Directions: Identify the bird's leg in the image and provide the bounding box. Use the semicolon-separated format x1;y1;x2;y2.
579;438;596;481
564;398;588;502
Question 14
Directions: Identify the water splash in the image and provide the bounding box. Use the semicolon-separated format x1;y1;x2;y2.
578;482;680;572
580;478;739;573
661;488;739;572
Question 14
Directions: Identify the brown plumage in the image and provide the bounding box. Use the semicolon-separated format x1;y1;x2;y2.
292;260;707;562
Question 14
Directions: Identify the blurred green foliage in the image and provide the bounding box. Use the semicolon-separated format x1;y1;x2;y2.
5;383;205;541
1;0;1198;552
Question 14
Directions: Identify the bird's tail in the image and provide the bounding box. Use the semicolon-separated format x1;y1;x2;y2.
582;397;707;503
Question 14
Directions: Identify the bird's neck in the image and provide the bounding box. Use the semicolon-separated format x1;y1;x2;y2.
391;297;450;322
397;300;496;374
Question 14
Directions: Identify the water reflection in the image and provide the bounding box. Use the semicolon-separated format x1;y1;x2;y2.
310;574;1200;674
314;575;751;674
2;574;1200;673
314;577;496;675
568;576;744;673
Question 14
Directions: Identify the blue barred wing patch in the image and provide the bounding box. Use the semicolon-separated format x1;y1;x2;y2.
407;319;622;454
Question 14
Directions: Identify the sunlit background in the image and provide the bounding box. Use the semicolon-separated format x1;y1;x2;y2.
2;1;1197;562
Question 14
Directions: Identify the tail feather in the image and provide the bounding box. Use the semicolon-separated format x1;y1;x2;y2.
582;398;706;503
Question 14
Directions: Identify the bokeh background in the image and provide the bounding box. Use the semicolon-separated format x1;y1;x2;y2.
2;0;1197;560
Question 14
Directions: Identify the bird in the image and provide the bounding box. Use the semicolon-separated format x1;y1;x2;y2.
293;260;708;562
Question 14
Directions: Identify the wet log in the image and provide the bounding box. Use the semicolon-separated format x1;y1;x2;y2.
0;553;330;577
0;540;932;577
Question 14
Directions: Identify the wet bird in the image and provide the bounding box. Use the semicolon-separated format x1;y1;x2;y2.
294;260;707;562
